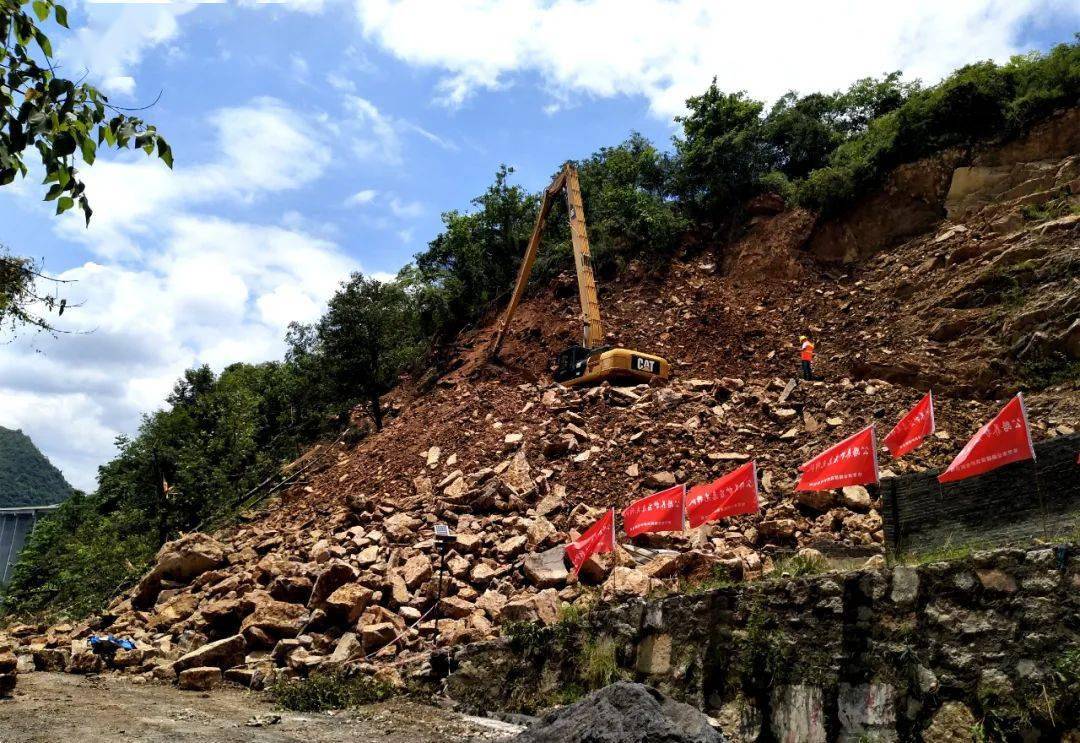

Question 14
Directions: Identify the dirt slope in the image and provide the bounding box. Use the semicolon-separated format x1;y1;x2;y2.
4;110;1077;696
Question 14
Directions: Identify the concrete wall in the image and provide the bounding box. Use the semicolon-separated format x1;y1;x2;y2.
0;506;56;586
446;542;1080;741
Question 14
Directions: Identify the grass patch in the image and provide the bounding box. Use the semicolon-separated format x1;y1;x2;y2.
728;601;794;691
270;670;394;712
502;604;587;659
580;636;620;689
1021;192;1076;223
898;538;986;566
771;551;830;578
1055;646;1080;692
1020;357;1080;390
679;563;737;595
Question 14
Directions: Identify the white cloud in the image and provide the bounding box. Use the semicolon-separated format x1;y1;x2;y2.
345;188;379;206
389;197;423;218
327;72;358;92
60;3;197;98
102;75;136;96
242;0;328;13
355;0;1080;116
343;95;456;163
0;218;356;491
290;53;310;80
346;95;405;163
404;122;459;151
57;96;330;260
0;96;357;491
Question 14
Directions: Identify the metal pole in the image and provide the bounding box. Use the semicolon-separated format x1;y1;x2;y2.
1033;459;1049;539
432;543;446;649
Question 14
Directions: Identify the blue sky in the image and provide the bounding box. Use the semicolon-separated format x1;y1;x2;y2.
1;0;1077;491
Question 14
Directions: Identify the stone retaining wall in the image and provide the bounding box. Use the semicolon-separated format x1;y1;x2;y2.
881;433;1080;556
446;543;1080;741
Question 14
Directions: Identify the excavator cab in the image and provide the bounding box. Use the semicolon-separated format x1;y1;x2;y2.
489;162;670;387
554;345;669;386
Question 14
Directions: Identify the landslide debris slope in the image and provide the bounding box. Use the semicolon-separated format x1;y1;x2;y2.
8;109;1078;692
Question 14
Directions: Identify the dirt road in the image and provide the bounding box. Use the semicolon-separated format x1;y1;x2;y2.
0;673;521;743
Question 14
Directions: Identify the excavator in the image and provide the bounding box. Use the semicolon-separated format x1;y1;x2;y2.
487;162;670;387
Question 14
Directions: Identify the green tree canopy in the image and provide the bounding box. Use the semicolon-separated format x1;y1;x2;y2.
0;425;72;507
314;274;425;430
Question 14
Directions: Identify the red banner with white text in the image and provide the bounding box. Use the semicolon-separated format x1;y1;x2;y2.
565;508;616;575
686;461;759;529
883;391;935;458
622;484;685;537
938;393;1035;484
797;425;880;492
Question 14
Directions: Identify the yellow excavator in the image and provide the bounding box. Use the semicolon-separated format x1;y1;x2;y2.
487;163;670;387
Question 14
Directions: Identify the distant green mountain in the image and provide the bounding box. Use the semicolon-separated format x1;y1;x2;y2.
0;427;73;508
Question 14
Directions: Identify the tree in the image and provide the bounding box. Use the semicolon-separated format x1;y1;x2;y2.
413;165;538;333
0;247;70;332
673;84;771;230
317;274;424;430
1;0;172;333
569;133;686;272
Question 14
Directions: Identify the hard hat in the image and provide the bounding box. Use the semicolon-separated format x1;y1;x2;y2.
799;335;807;341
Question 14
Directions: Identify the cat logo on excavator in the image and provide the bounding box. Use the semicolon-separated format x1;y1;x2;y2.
487;163;670;387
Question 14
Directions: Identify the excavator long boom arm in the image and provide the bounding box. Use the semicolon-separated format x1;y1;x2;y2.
489;163;604;359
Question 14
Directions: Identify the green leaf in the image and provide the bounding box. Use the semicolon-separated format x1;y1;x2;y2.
43;182;63;201
53;132;76;157
157;140;173;169
80;137;95;165
54;4;69;28
56;195;74;215
33;1;49;22
34;29;52;58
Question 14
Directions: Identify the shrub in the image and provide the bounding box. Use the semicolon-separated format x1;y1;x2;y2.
271;670;394;712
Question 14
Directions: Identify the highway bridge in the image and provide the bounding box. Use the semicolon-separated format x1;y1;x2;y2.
0;505;58;586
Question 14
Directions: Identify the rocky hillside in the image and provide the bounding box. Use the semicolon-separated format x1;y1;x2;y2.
0;427;72;509
3;108;1078;695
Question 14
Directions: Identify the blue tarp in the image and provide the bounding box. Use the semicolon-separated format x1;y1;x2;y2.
89;635;136;652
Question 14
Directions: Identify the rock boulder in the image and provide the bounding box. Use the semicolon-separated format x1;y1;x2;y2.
513;682;725;742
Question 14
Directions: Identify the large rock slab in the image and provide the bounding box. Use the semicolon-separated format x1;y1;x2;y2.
770;685;826;743
173;634;246;674
152;533;227;583
178;666;222;691
308;560;358;610
514;682;724;742
241;598;307;641
522;546;569;588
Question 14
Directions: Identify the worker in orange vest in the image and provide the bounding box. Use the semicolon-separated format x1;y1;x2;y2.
799;335;815;380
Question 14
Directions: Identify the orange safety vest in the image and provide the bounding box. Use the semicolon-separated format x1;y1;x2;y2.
800;341;814;362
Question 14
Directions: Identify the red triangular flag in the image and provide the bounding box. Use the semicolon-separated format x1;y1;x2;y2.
622;484;685;537
797;426;879;492
564;508;616;575
686;461;759;529
938;393;1035;484
884;391;935;458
